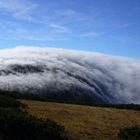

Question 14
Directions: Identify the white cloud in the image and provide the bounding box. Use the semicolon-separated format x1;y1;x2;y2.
0;46;140;104
49;23;70;33
79;32;104;38
0;0;38;20
0;20;69;41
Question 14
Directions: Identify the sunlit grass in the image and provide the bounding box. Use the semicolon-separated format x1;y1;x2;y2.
20;100;140;140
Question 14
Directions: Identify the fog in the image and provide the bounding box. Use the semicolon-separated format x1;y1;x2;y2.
0;46;140;104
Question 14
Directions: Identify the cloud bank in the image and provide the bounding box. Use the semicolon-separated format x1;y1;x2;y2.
0;46;140;104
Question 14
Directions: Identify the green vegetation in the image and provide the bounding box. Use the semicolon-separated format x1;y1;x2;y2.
0;95;25;108
1;90;140;111
0;95;72;140
118;126;140;140
0;90;140;110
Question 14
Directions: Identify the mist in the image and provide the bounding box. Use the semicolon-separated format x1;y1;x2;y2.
0;46;140;104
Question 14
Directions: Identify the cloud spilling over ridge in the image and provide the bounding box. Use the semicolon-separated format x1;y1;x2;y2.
0;46;140;104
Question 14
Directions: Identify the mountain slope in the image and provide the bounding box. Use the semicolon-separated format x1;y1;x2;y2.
0;47;140;104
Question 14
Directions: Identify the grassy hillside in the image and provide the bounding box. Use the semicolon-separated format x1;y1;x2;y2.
0;95;72;140
20;100;140;140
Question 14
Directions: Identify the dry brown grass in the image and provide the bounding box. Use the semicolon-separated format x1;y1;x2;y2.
20;100;140;140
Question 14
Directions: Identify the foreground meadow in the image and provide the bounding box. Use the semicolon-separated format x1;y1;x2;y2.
21;100;140;140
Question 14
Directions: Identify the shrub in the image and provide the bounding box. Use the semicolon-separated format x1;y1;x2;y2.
0;95;72;140
118;126;140;140
0;95;25;108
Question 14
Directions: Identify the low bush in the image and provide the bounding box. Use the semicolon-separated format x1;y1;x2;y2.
0;95;25;108
118;126;140;140
0;95;72;140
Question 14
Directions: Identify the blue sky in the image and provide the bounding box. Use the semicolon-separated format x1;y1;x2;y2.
0;0;140;58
